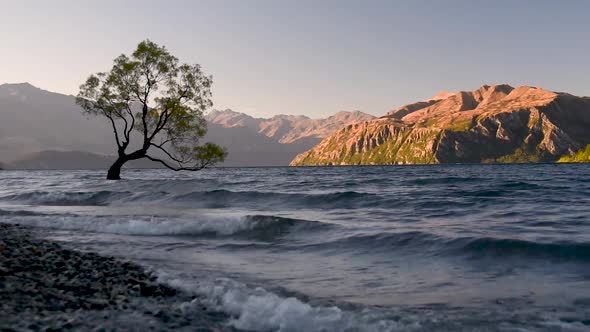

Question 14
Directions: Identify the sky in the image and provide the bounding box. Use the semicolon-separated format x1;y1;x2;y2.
1;0;589;118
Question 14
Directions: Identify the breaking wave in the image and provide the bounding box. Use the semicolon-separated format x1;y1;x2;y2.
0;189;383;209
172;190;380;209
162;276;404;332
2;214;328;239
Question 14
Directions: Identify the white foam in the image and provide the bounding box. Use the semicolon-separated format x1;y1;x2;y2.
164;277;584;332
2;214;273;236
1;191;101;204
162;276;407;332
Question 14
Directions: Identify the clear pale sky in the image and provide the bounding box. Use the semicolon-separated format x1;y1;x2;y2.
1;0;589;118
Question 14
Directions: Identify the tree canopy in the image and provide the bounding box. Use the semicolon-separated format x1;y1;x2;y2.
76;40;226;179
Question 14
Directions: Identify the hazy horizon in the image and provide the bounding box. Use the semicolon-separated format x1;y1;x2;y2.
2;0;589;118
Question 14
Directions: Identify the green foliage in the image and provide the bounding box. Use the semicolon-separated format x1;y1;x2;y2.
293;127;439;166
481;143;553;164
76;40;226;178
493;147;542;163
447;118;473;132
528;115;539;128
559;145;590;163
415;118;438;128
424;118;438;128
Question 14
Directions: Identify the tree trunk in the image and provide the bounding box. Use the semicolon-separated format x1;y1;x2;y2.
107;157;127;180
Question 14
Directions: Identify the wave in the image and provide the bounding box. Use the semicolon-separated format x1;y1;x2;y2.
172;190;380;209
2;214;328;239
498;181;542;190
156;273;585;332
409;177;483;186
0;208;51;217
231;215;330;240
0;188;381;209
308;231;590;261
456;237;590;261
160;275;401;332
0;190;132;206
413;180;543;190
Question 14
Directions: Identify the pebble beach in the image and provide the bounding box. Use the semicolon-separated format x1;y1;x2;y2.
0;223;233;331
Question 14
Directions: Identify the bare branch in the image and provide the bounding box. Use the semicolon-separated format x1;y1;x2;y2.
145;155;210;172
102;110;122;150
141;103;149;145
149;142;185;164
149;108;173;141
124;105;135;145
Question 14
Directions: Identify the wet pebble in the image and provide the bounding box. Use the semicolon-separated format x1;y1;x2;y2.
0;224;235;331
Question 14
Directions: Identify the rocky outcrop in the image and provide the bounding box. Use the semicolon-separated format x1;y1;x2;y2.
290;85;590;166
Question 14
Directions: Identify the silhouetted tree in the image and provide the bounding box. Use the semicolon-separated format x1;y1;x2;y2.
77;40;226;179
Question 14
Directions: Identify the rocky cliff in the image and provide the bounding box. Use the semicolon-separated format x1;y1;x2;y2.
290;84;590;166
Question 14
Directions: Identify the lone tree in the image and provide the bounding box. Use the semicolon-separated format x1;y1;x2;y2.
77;40;226;180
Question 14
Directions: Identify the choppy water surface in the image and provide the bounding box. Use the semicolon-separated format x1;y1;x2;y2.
2;164;590;331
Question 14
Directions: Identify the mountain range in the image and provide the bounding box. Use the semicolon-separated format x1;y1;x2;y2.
0;83;114;163
0;83;374;169
291;84;590;165
205;109;374;166
3;82;588;169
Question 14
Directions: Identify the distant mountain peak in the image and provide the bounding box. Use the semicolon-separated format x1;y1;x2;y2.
207;108;375;144
207;108;244;116
271;114;311;121
332;110;364;117
0;82;37;88
430;91;455;101
0;82;48;101
0;82;41;92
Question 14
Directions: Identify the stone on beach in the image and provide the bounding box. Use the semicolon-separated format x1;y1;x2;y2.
0;223;234;331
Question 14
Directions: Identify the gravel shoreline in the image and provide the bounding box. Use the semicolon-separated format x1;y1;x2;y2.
0;223;234;331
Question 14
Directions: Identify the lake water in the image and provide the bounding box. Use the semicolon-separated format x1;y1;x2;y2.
1;164;590;331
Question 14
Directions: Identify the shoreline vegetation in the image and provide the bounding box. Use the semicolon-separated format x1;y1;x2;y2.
558;145;590;163
0;223;233;331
